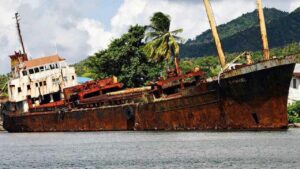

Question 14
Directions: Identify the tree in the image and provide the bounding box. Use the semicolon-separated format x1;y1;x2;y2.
85;25;163;87
144;12;183;75
288;101;300;123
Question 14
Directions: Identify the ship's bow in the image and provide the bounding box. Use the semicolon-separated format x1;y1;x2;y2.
219;57;295;130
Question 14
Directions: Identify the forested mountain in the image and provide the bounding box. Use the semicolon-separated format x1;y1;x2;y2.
180;8;300;58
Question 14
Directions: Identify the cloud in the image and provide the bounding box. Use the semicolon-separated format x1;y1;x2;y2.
77;19;113;55
111;0;148;36
0;0;112;74
111;0;207;40
289;1;300;12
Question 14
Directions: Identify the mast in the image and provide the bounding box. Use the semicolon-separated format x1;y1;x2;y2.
256;0;270;60
14;12;26;55
203;0;226;68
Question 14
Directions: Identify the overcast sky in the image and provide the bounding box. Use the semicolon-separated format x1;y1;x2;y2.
0;0;300;73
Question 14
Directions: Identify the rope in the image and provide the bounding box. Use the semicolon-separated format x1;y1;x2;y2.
217;69;224;86
217;52;248;86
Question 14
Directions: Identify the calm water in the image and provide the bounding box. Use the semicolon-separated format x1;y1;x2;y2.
0;129;300;169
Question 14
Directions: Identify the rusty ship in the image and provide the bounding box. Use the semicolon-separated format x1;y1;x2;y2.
1;0;297;132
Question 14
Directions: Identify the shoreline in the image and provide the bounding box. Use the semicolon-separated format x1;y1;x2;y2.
289;123;300;128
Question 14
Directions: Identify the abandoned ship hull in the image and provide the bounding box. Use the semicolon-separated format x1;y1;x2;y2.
136;58;295;130
3;58;295;132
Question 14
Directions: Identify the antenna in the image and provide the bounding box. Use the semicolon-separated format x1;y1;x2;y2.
55;41;58;54
14;12;26;55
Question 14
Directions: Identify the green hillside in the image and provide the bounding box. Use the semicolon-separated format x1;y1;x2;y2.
180;8;300;58
186;8;288;46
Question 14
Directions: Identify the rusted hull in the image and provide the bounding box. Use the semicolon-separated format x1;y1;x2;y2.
3;105;136;132
3;59;295;132
219;64;293;130
136;63;293;130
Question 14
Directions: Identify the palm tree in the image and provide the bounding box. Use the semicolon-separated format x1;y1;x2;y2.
144;12;183;75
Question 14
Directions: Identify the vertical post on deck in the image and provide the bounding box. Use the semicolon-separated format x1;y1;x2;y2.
256;0;270;60
14;12;26;55
203;0;226;68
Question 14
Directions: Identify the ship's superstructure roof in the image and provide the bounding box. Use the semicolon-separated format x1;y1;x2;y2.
24;55;65;68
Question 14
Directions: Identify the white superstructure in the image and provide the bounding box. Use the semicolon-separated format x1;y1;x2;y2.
288;64;300;104
8;53;77;112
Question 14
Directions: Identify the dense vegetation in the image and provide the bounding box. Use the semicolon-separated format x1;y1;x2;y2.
288;101;300;123
76;39;300;85
77;40;300;82
180;8;300;57
77;12;185;87
83;25;164;87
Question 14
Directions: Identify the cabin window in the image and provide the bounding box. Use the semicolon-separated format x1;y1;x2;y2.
40;66;44;72
34;67;40;73
22;70;27;76
18;87;22;93
35;83;38;87
72;75;75;80
52;78;59;85
29;69;34;74
50;64;55;69
55;63;59;68
39;82;43;86
293;79;297;89
27;85;31;90
44;81;47;86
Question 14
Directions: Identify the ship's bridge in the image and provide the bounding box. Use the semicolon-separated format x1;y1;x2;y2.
8;54;78;112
